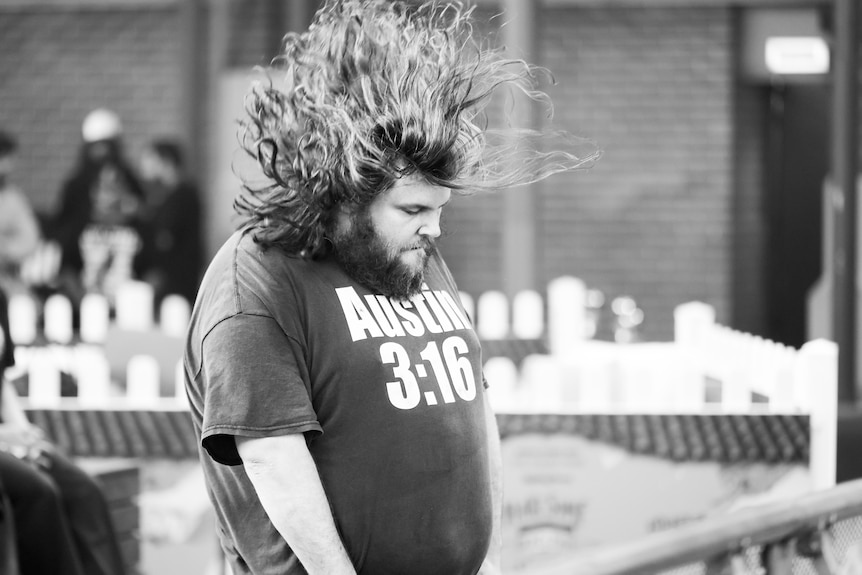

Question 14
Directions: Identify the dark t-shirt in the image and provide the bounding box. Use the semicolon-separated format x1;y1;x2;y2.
184;231;492;575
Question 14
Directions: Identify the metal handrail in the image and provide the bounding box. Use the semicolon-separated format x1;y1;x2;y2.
530;478;862;575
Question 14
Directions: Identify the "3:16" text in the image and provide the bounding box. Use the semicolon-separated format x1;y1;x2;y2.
380;336;477;409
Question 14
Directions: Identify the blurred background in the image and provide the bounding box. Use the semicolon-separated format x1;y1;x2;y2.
0;0;845;345
1;0;859;574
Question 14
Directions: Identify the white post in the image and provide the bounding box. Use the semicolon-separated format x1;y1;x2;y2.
512;289;544;340
767;344;798;412
74;345;112;406
160;295;192;338
126;355;161;404
722;330;753;413
175;359;188;407
115;281;154;331
547;276;587;356
483;356;519;412
7;292;38;345
477;290;510;340
43;294;74;344
458;292;475;327
673;301;716;346
673;301;716;410
520;354;565;411
80;293;110;343
27;347;62;406
801;339;839;490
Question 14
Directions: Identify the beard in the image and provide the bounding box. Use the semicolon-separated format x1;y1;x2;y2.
331;210;434;300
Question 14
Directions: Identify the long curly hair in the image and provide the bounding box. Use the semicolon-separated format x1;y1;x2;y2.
235;0;599;257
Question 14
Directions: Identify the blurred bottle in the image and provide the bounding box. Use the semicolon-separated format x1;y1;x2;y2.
611;295;644;343
584;288;605;339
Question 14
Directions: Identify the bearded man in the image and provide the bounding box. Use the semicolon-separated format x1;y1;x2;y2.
183;1;597;573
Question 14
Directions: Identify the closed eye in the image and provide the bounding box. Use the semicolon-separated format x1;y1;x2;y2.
399;200;450;216
400;206;429;216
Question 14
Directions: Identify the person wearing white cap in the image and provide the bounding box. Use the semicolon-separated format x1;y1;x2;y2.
81;108;122;145
48;108;146;307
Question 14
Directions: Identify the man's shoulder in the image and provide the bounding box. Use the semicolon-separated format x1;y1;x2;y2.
194;231;257;316
188;233;264;345
200;230;311;312
188;231;315;352
211;229;285;267
230;230;309;275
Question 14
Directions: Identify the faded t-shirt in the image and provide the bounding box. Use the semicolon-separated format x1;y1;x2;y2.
184;230;491;575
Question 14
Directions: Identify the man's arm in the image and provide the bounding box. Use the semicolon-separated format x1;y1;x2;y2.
481;391;503;574
236;434;356;575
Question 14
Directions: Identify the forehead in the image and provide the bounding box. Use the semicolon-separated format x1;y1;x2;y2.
377;176;451;207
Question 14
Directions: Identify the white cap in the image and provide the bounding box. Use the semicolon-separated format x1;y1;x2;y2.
82;108;122;143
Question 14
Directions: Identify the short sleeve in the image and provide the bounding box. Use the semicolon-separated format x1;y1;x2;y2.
199;313;322;465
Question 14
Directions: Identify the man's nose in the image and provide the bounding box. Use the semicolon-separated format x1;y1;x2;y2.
418;211;442;239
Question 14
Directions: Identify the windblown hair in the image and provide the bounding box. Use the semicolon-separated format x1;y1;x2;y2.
235;0;600;256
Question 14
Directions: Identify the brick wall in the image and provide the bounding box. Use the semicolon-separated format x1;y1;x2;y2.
545;6;734;340
227;0;282;68
0;6;184;218
441;6;735;340
434;8;504;298
733;80;769;336
3;1;856;343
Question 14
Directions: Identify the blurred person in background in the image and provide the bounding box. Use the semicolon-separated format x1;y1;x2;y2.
51;109;148;306
184;1;596;573
0;131;41;296
0;287;126;575
139;138;204;305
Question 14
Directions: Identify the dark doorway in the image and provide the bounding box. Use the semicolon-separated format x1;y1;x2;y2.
763;82;829;348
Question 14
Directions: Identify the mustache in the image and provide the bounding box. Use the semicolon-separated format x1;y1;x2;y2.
401;237;435;253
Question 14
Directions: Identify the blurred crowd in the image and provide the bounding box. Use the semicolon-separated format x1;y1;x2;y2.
0;109;205;574
0;108;205;320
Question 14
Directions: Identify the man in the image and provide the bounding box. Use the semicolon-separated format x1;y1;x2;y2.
185;1;596;573
138;139;204;304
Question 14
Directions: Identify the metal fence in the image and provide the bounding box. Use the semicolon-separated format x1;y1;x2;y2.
530;478;862;575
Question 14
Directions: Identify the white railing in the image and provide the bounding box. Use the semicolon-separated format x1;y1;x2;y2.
467;277;837;489
7;280;191;410
467;278;834;412
5;276;839;486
